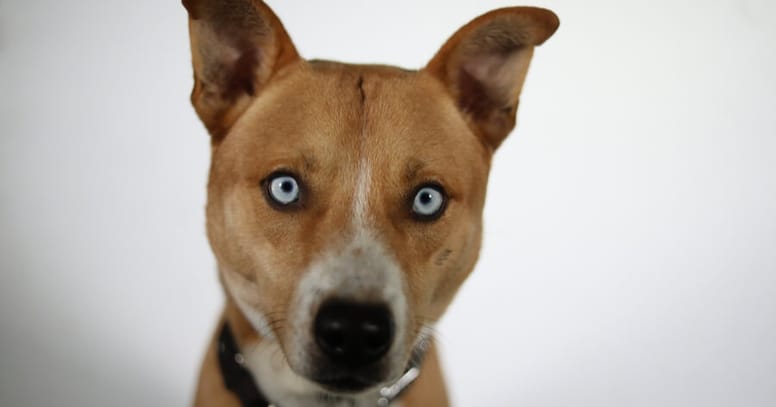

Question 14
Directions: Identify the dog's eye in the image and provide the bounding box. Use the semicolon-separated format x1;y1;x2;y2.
412;185;447;220
266;174;300;206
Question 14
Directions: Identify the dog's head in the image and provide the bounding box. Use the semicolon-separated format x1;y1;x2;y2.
184;0;557;393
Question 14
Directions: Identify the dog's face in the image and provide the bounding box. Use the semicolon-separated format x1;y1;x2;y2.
207;63;491;388
184;0;557;393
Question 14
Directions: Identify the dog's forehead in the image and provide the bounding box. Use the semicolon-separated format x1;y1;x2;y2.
221;61;490;190
354;66;491;188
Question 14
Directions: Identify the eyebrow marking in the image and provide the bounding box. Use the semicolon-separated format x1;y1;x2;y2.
301;153;318;172
404;158;426;182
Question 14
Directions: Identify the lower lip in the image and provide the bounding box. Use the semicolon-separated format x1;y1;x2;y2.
316;377;376;393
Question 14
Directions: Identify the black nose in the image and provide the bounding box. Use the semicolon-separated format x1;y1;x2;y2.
314;300;394;368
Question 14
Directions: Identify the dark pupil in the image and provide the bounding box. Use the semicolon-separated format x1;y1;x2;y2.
419;191;433;205
280;180;295;193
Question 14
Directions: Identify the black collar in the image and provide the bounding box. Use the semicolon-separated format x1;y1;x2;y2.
217;323;271;406
217;323;424;407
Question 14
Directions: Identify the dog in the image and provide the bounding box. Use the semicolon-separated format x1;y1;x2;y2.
182;1;558;405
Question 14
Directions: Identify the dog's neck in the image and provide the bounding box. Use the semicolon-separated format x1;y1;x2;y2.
221;301;411;407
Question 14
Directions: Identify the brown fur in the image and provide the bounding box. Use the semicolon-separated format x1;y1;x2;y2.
184;1;558;405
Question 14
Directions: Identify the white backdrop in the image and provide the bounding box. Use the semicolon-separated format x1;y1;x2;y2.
1;0;775;406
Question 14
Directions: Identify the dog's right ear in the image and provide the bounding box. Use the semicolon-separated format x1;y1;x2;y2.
183;0;300;139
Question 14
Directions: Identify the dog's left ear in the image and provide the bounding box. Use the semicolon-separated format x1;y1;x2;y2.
425;7;559;150
183;0;300;139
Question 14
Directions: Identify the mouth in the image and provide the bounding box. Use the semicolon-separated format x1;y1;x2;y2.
307;339;429;395
314;375;379;393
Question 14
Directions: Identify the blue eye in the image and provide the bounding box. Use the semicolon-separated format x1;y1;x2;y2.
267;174;300;205
412;185;446;219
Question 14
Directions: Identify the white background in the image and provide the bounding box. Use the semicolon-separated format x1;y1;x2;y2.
1;0;775;406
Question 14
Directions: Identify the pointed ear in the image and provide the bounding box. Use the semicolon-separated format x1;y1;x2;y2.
183;0;300;139
425;7;558;150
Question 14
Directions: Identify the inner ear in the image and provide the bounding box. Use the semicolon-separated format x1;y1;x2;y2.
425;7;559;150
458;46;534;122
184;0;300;139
